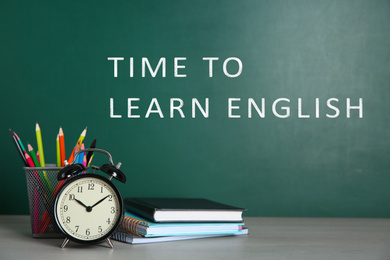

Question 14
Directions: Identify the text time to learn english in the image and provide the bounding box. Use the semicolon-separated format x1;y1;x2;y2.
109;98;363;119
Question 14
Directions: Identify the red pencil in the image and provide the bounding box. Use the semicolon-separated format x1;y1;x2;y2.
24;152;35;167
59;127;65;167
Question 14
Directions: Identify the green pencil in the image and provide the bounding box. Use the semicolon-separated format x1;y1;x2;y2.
35;123;45;167
28;143;40;167
34;123;54;193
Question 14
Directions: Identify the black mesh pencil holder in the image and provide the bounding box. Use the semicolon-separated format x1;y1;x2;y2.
24;164;65;238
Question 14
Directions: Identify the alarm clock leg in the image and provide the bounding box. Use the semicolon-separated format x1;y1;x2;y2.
60;238;70;248
106;238;114;248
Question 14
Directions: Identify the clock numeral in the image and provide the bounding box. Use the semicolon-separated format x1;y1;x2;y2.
106;218;111;224
66;216;71;223
108;195;113;201
88;183;95;190
69;194;75;201
86;228;90;236
77;186;83;193
98;226;102;233
75;225;80;232
63;205;68;212
111;207;115;214
100;187;104;193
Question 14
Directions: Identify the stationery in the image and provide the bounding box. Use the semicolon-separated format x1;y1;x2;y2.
14;132;27;154
56;135;61;167
67;127;87;163
112;228;248;245
78;143;85;165
24;152;35;167
35;123;45;167
59;127;65;167
118;212;245;237
9;129;28;166
86;138;96;163
27;144;40;167
124;198;246;223
11;124;93;236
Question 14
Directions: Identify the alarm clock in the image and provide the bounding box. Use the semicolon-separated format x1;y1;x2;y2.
54;148;126;248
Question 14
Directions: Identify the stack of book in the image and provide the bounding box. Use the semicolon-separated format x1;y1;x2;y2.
112;198;248;244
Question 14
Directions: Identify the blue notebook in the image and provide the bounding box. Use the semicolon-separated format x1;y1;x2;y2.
120;212;245;237
112;228;249;244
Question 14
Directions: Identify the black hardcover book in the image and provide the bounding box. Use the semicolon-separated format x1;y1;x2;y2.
124;198;246;223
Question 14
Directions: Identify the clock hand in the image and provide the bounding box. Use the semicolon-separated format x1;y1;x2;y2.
91;195;110;208
74;198;88;209
74;198;93;212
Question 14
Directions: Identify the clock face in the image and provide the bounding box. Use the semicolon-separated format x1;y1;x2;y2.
54;174;123;243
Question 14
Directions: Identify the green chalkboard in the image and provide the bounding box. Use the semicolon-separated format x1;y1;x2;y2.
1;0;390;217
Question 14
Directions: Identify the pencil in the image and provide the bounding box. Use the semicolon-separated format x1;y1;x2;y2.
87;154;94;167
36;150;40;164
37;186;53;233
78;143;85;165
67;127;87;163
35;123;45;167
86;138;97;163
73;143;81;164
28;143;53;194
59;127;66;167
14;132;27;154
24;152;40;235
26;147;47;234
28;144;40;167
77;127;87;145
24;152;35;167
25;151;39;233
56;135;61;167
35;124;53;193
9;129;28;166
83;153;87;167
27;146;45;188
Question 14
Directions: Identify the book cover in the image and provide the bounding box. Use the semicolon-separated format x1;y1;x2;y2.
125;198;246;223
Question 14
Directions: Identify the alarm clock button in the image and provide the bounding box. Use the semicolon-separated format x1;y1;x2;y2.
57;163;86;180
100;164;126;183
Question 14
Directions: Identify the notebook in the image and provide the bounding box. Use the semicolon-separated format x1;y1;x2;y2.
119;212;245;237
124;198;246;223
112;228;249;244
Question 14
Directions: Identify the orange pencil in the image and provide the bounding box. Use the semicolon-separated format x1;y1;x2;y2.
59;127;65;167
